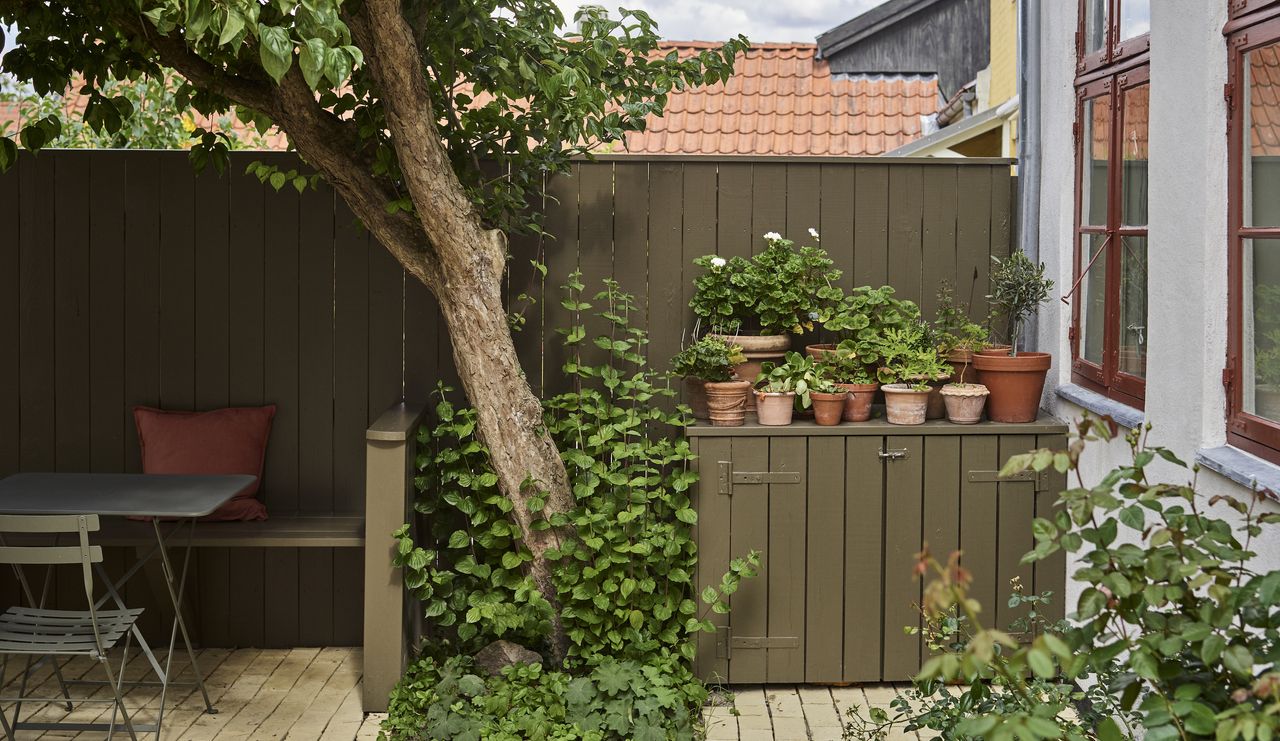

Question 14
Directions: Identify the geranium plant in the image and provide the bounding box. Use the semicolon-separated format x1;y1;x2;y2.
756;351;830;408
689;231;842;336
821;340;880;385
822;285;921;359
876;325;951;390
670;336;745;382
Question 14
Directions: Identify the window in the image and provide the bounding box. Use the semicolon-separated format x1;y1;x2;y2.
1227;3;1280;463
1071;1;1150;407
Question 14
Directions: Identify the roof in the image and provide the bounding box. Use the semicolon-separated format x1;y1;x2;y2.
816;0;950;59
616;42;940;156
1252;44;1280;157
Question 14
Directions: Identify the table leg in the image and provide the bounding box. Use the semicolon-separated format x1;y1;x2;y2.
151;518;215;716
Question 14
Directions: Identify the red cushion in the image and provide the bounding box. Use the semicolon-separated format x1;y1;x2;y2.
132;405;275;521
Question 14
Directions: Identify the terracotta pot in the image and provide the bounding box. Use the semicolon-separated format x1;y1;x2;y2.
755;391;796;425
837;382;879;422
973;351;1051;423
712;334;789;411
705;380;752;427
810;391;847;426
882;384;931;425
909;373;951;420
683;376;709;419
805;343;836;360
940;383;989;424
946;348;974;384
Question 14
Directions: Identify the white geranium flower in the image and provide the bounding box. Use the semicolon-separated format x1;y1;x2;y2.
710;256;726;268
763;231;782;241
808;227;820;239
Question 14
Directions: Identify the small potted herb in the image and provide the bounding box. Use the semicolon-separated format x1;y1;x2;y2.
820;340;880;422
670;336;749;426
877;326;952;425
932;282;991;383
973;252;1055;423
691;231;842;406
810;285;920;360
754;351;827;425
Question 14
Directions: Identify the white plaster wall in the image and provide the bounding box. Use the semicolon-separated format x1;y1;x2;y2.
1033;0;1280;612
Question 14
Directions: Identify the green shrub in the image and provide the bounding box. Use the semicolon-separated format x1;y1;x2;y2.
931;282;989;358
875;323;950;390
821;285;920;361
755;351;831;408
988;252;1053;355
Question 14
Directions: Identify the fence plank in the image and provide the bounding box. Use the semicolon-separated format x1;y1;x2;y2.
786;163;821;240
921;165;960;318
647;163;683;386
228;155;266;409
887;164;925;305
805;436;844;682
578;162;614;370
509;177;546;394
298;185;336;514
844;436;883;681
88;154;127;474
158;153;196;411
882;435;923;680
54;153;91;473
751;162;786;255
820;165;856;294
19;154;56;471
368;247;405;415
853;164;889;288
957;166;994;326
716;163;753;261
613;162;650;345
334;200;370;514
263;170;302;513
195;167;231;412
0;154;18;477
543;167;579;397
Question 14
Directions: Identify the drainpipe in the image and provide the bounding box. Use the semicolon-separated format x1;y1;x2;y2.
1018;0;1042;351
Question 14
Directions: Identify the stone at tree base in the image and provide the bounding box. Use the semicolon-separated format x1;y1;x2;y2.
473;640;543;676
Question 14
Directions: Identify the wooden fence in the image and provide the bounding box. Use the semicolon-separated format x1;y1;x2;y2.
0;150;1016;647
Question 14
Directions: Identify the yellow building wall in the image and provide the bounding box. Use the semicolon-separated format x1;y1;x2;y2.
989;0;1018;107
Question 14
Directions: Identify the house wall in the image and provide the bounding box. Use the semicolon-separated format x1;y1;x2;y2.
1035;0;1280;613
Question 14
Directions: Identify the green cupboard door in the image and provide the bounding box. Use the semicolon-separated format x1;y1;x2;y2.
766;436;806;683
806;436;845;682
728;436;769;683
960;434;1000;629
844;435;885;682
693;436;732;682
1033;433;1068;625
997;434;1038;634
882;435;924;680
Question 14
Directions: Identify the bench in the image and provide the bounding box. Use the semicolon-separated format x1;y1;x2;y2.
86;515;365;548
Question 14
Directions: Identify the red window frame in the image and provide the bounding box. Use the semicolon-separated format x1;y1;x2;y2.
1071;1;1150;408
1226;5;1280;463
1076;0;1152;76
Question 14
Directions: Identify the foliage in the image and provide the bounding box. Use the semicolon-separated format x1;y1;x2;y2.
0;72;269;160
392;274;759;737
670;336;746;383
875;324;950;390
820;341;879;385
988;252;1054;357
844;578;1126;741
755;351;831;409
0;2;746;234
932;282;989;355
821;285;921;365
383;654;707;740
689;231;843;335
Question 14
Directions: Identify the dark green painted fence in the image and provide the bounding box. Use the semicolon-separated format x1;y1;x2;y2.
0;150;1016;647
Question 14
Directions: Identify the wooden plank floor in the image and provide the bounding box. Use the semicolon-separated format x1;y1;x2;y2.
0;647;364;740
703;684;929;741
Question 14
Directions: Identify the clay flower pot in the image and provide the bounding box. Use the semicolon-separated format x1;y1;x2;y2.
836;382;878;422
705;380;752;427
940;383;989;424
909;373;952;420
810;391;847;426
755;391;796;426
882;384;931;425
973;350;1051;423
946;348;973;384
683;376;710;420
711;334;790;411
804;343;836;360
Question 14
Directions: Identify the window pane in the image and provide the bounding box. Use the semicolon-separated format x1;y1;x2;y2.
1083;0;1108;56
1080;95;1111;227
1244;42;1280;228
1118;236;1147;378
1121;84;1149;226
1079;234;1108;366
1119;0;1150;41
1245;239;1280;423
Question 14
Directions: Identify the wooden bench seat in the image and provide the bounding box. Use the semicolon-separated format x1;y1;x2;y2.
90;514;365;548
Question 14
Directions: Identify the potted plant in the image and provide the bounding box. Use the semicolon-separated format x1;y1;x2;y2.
932;283;990;383
810;285;919;360
691;231;842;405
973;253;1055;423
940;382;990;424
809;378;847;426
670;336;749;426
754;351;827;425
877;326;953;425
820;340;880;422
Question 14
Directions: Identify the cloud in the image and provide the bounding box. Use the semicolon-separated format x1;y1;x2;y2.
555;0;885;43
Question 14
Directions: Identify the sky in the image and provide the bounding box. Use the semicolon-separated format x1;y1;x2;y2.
553;0;885;44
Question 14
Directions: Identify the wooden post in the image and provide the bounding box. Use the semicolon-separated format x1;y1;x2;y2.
362;402;426;713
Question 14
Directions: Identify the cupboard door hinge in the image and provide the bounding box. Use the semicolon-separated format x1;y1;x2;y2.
967;469;1054;491
716;461;802;495
1223;366;1234;390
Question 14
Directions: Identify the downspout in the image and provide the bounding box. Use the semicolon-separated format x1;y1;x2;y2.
1018;0;1042;351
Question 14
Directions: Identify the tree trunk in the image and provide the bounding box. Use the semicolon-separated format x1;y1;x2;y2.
418;245;575;664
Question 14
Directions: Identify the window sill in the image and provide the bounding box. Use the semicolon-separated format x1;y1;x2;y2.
1055;383;1145;429
1195;445;1280;496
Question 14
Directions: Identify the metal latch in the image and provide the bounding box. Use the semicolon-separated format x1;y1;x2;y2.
878;448;910;461
717;461;802;495
967;469;1054;490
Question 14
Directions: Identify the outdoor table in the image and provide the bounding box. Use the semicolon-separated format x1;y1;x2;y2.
0;472;254;736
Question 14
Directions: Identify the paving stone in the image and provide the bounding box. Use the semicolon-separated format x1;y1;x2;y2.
737;712;776;731
705;715;740;740
810;725;847;741
767;688;805;717
738;731;777;741
771;716;810;740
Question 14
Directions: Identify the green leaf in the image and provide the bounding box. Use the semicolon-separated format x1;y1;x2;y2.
1222;644;1253;677
218;9;245;45
258;25;293;83
299;38;327;90
1026;647;1055;678
675;508;697;524
1097;717;1124;741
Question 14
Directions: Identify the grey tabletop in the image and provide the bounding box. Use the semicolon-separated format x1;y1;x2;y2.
0;473;254;518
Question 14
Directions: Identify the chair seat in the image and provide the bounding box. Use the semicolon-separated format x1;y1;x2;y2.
0;606;143;655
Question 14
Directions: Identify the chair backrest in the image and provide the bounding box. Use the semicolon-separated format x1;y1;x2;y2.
0;514;102;566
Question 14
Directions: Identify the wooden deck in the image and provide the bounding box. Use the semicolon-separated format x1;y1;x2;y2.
0;647;381;739
702;685;925;741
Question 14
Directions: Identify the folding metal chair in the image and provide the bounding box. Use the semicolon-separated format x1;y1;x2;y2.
0;514;144;740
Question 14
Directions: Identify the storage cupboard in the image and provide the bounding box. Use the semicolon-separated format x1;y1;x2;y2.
688;416;1068;684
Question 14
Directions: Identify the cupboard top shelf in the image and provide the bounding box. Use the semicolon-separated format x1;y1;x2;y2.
686;413;1068;437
